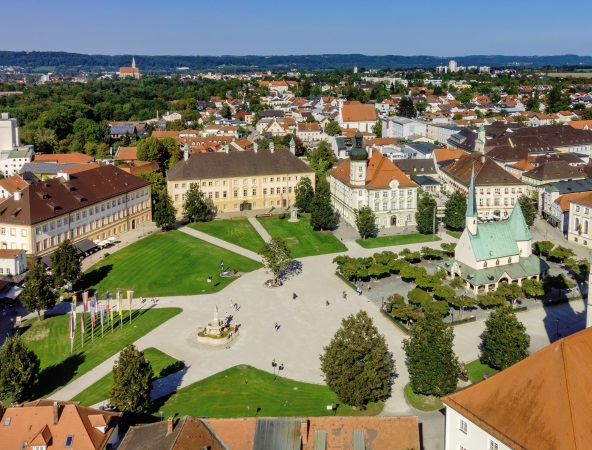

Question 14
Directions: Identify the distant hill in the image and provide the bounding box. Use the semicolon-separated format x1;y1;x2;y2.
1;51;591;73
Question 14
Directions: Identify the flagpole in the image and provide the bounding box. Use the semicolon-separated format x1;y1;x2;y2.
81;312;84;349
70;313;73;354
101;302;104;339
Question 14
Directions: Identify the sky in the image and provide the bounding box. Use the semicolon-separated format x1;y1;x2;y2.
3;0;591;56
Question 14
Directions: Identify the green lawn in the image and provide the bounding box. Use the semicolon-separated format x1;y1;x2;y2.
446;230;462;239
77;230;262;297
188;219;266;253
257;217;347;258
403;383;443;412
153;365;382;418
356;233;441;249
21;308;182;400
465;359;499;384
71;347;184;406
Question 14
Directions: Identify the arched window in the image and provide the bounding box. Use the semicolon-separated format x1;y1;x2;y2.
496;259;500;266
508;257;512;263
484;261;488;268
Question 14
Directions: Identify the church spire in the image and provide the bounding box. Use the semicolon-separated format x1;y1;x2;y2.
132;56;136;69
466;165;478;234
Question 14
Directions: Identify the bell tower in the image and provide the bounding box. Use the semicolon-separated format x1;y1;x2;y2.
348;132;368;187
466;165;478;235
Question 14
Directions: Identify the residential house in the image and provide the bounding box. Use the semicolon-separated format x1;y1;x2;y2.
442;326;592;450
549;191;592;236
382;116;427;139
0;399;122;450
330;132;418;229
0;112;35;177
167;147;314;215
541;178;592;220
0;165;151;257
402;142;438;159
0;248;27;276
567;192;592;247
296;122;322;147
439;169;548;294
337;100;378;133
114;147;138;163
0;173;36;199
108;122;146;141
440;152;526;219
521;161;586;190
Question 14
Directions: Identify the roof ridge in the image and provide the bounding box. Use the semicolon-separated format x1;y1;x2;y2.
560;339;579;449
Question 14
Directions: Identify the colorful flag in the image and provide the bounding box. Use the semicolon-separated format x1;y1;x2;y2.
69;312;74;340
94;291;99;302
106;291;111;300
81;312;85;334
71;301;77;331
127;291;133;312
91;300;96;328
100;302;105;326
117;291;122;316
82;291;88;312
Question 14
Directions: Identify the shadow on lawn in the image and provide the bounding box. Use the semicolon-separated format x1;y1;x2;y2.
33;353;86;399
75;265;113;291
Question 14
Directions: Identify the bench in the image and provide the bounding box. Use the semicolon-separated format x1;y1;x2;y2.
256;213;273;218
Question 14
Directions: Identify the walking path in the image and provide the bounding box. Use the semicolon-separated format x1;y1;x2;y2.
248;217;272;241
178;226;259;260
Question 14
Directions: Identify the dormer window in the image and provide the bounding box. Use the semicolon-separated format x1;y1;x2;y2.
496;259;500;266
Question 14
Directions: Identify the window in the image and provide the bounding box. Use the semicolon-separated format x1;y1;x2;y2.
234;180;239;185
576;205;581;212
586;208;590;215
494;188;501;195
215;181;220;186
496;259;499;266
484;261;488;268
459;419;467;434
243;179;248;185
252;189;257;196
182;183;187;188
359;190;363;197
0;228;4;235
4;417;10;426
65;436;74;448
174;194;179;201
282;187;286;194
252;179;256;184
21;229;27;237
270;188;275;195
174;184;179;189
233;191;238;198
270;177;275;182
10;228;16;236
208;181;213;187
215;192;220;199
243;189;248;197
488;439;499;450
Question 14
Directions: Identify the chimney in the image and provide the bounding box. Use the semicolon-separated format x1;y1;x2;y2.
14;189;22;201
183;144;189;161
368;147;373;158
300;420;309;445
53;401;59;426
167;417;174;434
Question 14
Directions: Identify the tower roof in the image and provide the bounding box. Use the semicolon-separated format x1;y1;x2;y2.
508;202;532;241
465;165;477;217
348;131;368;161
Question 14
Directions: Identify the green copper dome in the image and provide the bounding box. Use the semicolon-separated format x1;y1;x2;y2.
348;131;368;161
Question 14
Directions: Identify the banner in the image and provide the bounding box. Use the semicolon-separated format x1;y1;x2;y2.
82;291;88;312
81;312;85;334
127;291;133;312
117;291;122;316
71;300;76;331
69;311;74;340
100;302;104;326
91;300;96;328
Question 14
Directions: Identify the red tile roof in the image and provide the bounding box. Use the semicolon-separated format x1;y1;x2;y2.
331;150;417;189
34;152;94;164
114;147;138;161
341;101;378;123
443;327;592;450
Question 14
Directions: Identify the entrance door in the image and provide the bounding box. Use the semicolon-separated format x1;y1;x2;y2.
391;216;397;226
131;219;136;229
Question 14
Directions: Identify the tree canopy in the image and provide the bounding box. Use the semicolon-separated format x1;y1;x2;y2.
397;97;417;118
415;193;437;234
403;310;460;396
154;191;176;231
517;195;536;227
294;176;315;213
307;141;338;174
444;191;467;231
259;237;293;283
183;182;209;222
19;263;56;320
310;176;335;231
0;335;40;403
51;239;81;287
109;344;154;413
354;206;376;240
324;120;342;136
320;311;394;408
480;306;530;370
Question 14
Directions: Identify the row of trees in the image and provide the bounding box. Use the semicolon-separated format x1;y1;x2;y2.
320;303;530;408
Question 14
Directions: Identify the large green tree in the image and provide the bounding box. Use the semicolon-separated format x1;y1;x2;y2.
310;176;335;230
403;310;460;396
154;191;176;231
320;311;394;408
109;344;154;413
183;182;209;222
324;120;342;136
294;176;315;213
136;137;164;165
20;263;56;320
354;206;376;240
51;239;81;287
480;306;530;370
397;97;417;118
372;120;382;138
444;191;467;231
0;335;40;403
307;141;338;174
259;237;293;284
415;193;437;235
517;195;536;227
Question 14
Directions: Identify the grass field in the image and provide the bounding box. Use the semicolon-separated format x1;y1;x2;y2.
465;359;499;384
153;365;382;418
356;233;441;249
403;383;444;412
188;219;266;253
257;217;347;258
446;230;462;239
21;308;182;400
71;347;184;406
77;230;262;297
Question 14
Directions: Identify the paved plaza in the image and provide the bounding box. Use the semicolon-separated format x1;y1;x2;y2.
6;217;588;450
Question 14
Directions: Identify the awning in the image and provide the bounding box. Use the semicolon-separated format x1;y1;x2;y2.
39;238;99;268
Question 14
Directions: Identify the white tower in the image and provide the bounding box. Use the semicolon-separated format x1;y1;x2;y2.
475;125;486;155
132;56;136;69
465;166;478;235
348;132;368;187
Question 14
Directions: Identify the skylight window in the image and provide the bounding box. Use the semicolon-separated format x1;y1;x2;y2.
4;417;11;426
65;436;74;447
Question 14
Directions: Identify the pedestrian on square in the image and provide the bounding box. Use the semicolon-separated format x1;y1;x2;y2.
326;300;330;306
